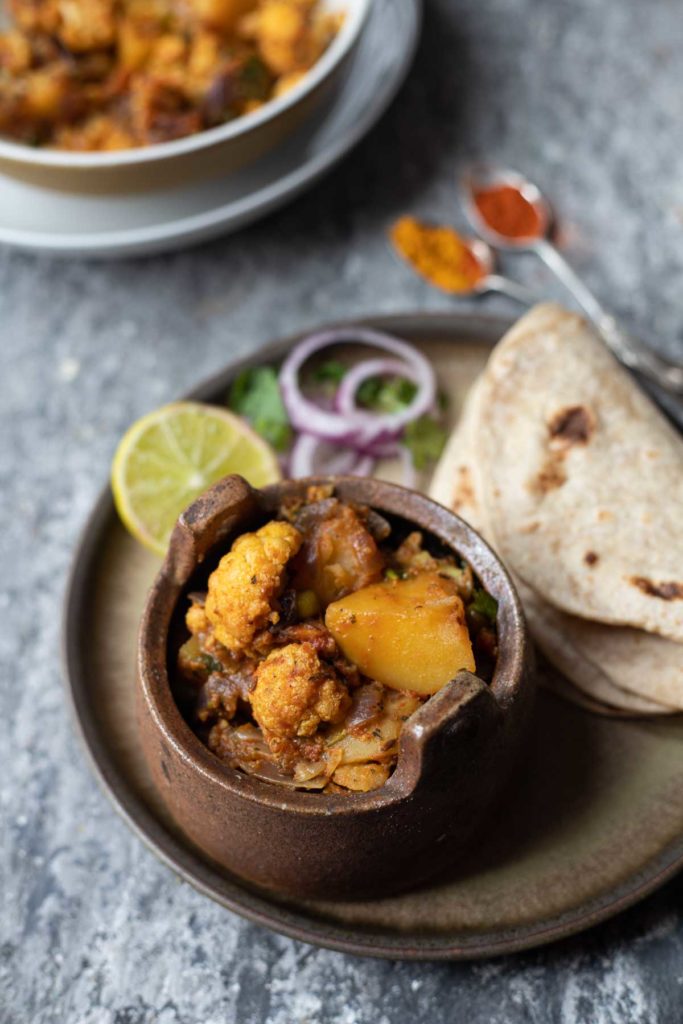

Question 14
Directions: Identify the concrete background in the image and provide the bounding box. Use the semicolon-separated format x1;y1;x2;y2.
1;0;682;1020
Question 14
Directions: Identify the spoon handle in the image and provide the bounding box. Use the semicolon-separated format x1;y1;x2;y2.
533;239;683;395
483;274;541;307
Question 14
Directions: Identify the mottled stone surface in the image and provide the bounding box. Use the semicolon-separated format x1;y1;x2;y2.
1;0;682;1020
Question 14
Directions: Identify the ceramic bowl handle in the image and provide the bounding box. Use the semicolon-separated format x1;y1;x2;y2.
164;475;260;585
392;672;504;797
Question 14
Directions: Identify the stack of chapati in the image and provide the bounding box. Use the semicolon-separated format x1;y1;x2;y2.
430;303;683;715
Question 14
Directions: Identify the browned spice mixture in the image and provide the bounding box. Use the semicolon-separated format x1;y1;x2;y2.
176;485;499;794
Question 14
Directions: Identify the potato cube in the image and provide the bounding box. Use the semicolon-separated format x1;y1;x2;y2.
325;572;476;695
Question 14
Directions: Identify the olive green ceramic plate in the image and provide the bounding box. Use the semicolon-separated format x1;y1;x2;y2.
62;313;683;960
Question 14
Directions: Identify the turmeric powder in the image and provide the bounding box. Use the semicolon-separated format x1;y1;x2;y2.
390;216;487;294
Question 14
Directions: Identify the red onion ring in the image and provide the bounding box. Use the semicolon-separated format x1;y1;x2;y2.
368;446;417;487
335;357;421;420
361;439;402;458
289;433;375;478
279;328;436;446
289;434;415;485
353;454;375;477
398;446;417;489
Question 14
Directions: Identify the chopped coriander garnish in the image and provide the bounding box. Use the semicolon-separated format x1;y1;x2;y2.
228;366;292;453
310;360;347;389
227;359;448;467
440;565;467;584
403;415;448;470
357;375;418;412
352;377;448;469
470;588;498;623
238;56;271;101
201;653;225;674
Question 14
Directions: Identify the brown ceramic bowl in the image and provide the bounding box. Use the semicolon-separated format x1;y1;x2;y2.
137;475;534;900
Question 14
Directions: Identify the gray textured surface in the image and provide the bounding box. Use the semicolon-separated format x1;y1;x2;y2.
2;0;683;1020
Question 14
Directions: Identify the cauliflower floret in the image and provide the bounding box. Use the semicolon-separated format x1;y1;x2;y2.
57;0;116;52
189;0;258;31
205;520;302;654
54;115;137;151
20;65;72;120
250;642;350;740
239;0;310;76
9;0;60;36
272;68;306;97
0;31;32;74
186;602;210;637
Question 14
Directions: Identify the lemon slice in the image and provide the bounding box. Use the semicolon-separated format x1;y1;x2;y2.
111;401;281;555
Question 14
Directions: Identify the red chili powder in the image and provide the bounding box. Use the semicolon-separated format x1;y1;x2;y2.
473;184;544;239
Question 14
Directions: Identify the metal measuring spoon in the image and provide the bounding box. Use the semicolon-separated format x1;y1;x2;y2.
460;166;683;396
457;236;542;305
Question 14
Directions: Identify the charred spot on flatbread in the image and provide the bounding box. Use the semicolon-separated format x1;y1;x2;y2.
630;577;683;601
584;551;599;566
528;404;598;496
548;405;596;448
452;465;476;511
528;453;567;496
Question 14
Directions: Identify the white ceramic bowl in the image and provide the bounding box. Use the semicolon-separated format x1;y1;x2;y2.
0;0;370;195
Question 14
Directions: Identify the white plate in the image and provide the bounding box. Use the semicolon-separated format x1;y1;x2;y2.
0;0;421;259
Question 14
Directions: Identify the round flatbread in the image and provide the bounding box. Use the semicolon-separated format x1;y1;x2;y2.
475;304;683;642
430;362;682;714
537;663;671;718
523;590;681;713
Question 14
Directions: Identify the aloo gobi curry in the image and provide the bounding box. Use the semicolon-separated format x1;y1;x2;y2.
178;486;499;793
0;0;341;150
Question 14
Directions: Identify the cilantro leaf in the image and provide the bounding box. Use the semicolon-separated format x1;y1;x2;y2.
238;56;271;101
309;360;347;389
470;588;498;623
402;415;448;470
357;375;418;412
228;366;291;453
